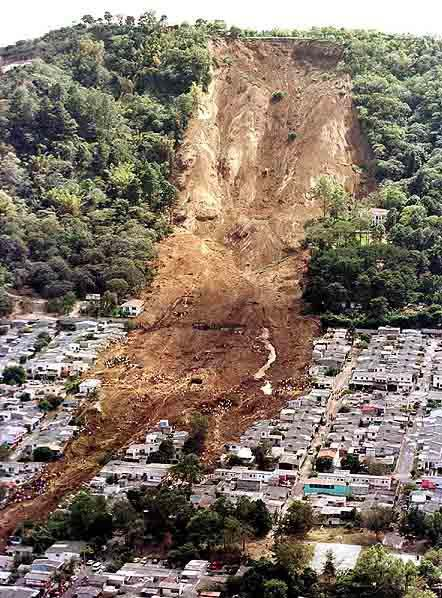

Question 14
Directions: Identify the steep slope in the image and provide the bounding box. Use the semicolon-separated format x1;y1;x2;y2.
0;39;369;537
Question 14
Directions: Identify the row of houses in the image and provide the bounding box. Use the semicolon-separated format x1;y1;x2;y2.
416;404;442;474
325;390;415;465
0;318;126;380
304;471;396;526
350;328;431;393
198;330;358;514
0;318;127;493
299;327;434;524
310;328;351;388
311;328;351;371
0;538;216;598
0;319;57;378
88;461;174;497
25;320;126;380
125;420;189;463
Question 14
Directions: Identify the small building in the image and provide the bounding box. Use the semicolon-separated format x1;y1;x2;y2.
120;300;144;318
78;379;102;396
317;447;341;468
303;478;352;498
433;372;442;390
44;541;88;563
371;208;390;226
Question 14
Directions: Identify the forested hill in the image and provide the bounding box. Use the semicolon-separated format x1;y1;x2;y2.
0;13;211;315
3;20;442;326
296;29;442;328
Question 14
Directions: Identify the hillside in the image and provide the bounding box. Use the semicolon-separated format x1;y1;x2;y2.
0;15;210;316
0;38;369;538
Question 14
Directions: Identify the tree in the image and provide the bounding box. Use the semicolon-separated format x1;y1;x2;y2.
101;291;118;315
424;511;442;546
273;540;314;575
33;447;59;462
106;278;129;300
366;459;389;476
186;509;222;550
401;507;426;538
322;549;336;582
183;412;209;455
277;501;314;537
0;15;211;312
263;579;288;598
421;548;442;568
336;545;413;598
0;290;13;317
62;292;77;314
0;445;11;461
111;498;137;530
310;176;350;219
170;454;203;490
149;439;175;463
405;591;436;598
340;453;362;474
139;487;193;544
68;491;113;540
168;543;200;567
34;332;52;353
38;394;62;411
360;507;394;537
252;441;275;471
2;366;26;386
235;497;272;537
222;515;243;549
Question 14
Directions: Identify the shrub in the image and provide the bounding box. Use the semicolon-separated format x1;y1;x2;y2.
271;90;287;103
2;365;26;386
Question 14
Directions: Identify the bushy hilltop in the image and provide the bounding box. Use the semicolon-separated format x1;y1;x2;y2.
0;13;211;314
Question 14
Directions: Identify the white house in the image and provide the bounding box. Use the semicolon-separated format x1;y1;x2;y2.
44;541;88;563
120;299;145;318
371;208;390;226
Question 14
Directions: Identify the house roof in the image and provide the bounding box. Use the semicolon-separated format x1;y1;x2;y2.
120;300;144;309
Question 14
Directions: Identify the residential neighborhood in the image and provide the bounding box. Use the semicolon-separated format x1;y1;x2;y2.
0;317;128;498
2;324;442;597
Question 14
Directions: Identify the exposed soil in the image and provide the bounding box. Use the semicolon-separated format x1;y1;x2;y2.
0;39;370;539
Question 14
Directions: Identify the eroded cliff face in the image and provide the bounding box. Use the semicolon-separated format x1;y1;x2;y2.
176;39;367;264
0;39;370;537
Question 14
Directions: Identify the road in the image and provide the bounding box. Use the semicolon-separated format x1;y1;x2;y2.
289;348;358;499
394;408;422;483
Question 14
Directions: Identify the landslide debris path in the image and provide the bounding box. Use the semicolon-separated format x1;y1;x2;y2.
0;39;370;538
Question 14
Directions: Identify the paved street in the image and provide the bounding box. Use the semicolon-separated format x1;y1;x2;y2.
289;347;359;500
394;409;422;483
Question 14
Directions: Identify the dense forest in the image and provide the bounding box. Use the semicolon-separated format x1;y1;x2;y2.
0;13;212;315
296;29;442;327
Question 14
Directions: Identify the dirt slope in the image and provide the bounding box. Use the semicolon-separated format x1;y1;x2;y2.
0;39;369;538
